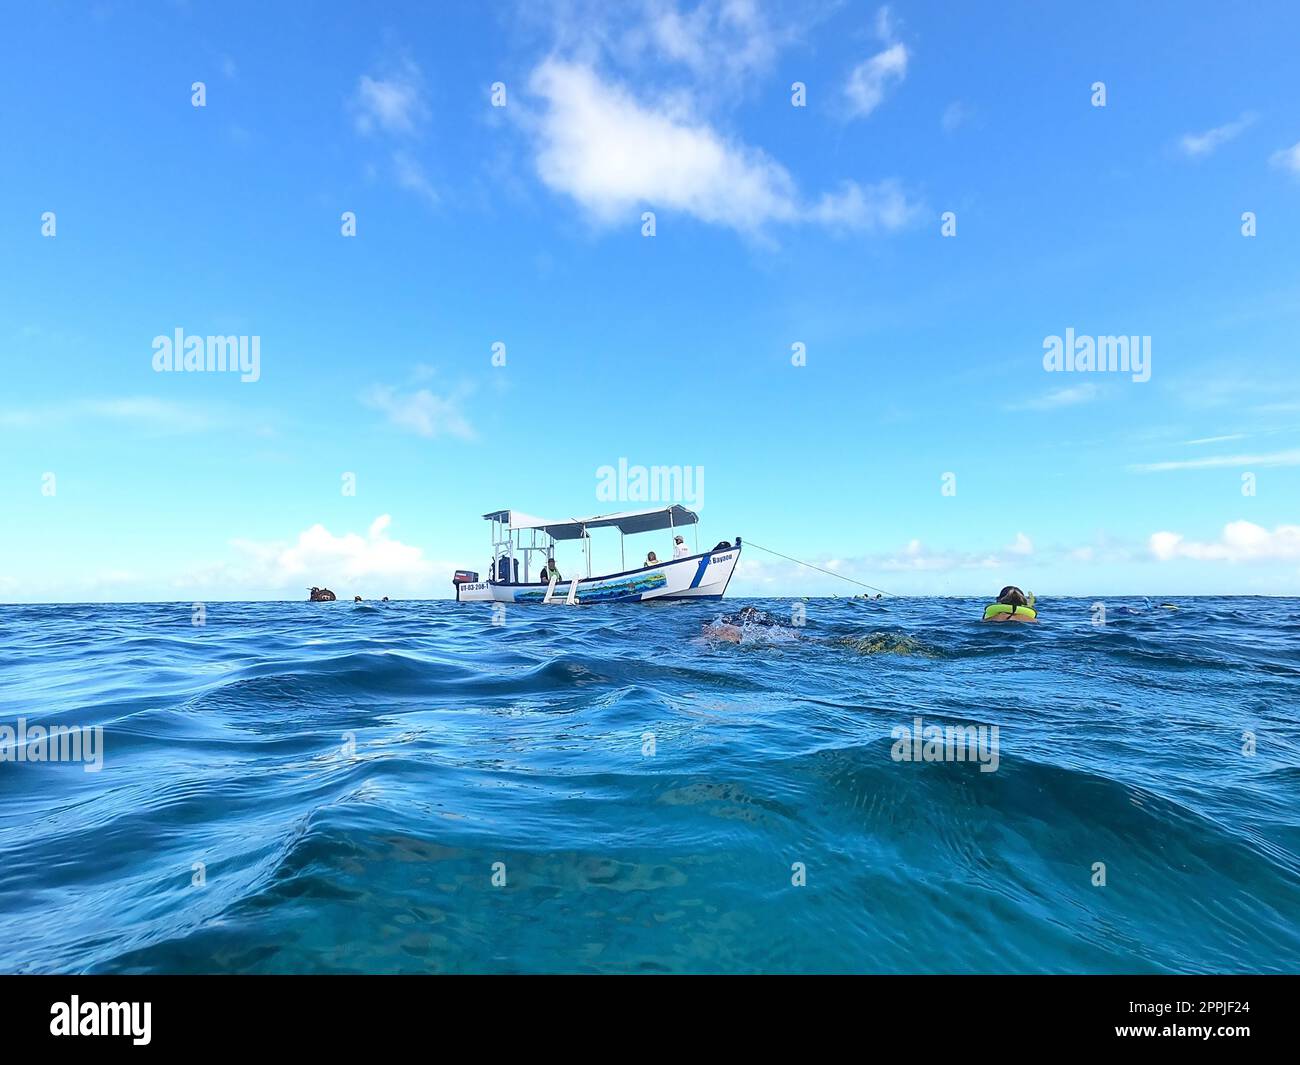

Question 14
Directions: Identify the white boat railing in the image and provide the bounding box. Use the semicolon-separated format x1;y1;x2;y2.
566;577;580;605
543;574;558;603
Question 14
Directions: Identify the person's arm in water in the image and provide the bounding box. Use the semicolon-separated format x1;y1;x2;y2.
709;623;744;643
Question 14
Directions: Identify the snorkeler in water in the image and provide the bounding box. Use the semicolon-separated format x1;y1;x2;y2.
704;606;791;643
981;586;1037;623
702;605;936;657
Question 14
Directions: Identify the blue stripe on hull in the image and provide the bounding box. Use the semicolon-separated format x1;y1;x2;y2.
688;554;711;589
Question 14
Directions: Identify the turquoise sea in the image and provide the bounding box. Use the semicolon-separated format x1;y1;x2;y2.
1;597;1297;973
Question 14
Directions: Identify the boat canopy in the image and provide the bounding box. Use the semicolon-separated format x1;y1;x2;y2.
482;505;700;541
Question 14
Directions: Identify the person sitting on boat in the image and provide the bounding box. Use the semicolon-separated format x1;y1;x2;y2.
541;557;561;583
982;586;1037;623
673;535;689;559
644;551;660;567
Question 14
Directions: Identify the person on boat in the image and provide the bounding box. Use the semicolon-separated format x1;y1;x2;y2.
541;557;562;583
982;586;1037;623
644;551;660;567
673;535;689;559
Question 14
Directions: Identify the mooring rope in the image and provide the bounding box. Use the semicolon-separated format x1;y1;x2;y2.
742;540;899;597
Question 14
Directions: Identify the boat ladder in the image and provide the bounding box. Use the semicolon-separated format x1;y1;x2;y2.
541;575;581;605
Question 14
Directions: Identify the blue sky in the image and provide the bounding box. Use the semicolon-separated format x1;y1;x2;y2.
2;0;1299;602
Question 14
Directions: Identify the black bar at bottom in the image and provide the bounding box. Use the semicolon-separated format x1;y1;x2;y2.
0;973;1289;1051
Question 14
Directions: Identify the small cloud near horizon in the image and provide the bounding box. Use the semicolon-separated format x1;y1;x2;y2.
1008;383;1099;411
1178;112;1256;157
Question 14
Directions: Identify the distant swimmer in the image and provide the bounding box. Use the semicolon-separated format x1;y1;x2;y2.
982;586;1037;623
354;595;363;603
703;605;934;655
1114;599;1178;616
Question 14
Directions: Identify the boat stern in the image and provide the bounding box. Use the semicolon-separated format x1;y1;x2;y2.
452;569;493;602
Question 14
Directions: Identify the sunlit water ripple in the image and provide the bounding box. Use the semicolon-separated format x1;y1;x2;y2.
1;596;1297;973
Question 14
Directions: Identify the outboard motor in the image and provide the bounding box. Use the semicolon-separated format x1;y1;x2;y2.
452;569;478;589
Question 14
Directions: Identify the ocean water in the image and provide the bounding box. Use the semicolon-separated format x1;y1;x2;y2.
1;596;1297;974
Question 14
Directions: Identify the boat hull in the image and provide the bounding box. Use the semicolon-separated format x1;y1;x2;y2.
455;544;741;604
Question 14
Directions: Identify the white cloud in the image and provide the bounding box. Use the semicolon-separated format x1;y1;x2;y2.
1007;532;1034;556
1183;433;1247;446
843;7;907;120
0;397;214;432
845;42;907;119
941;101;971;133
362;383;474;440
1009;383;1099;411
1270;141;1300;176
353;59;427;136
806;179;915;229
1130;448;1300;473
1149;522;1300;562
393;151;439;205
228;515;447;594
530;0;800;95
642;0;781;86
873;5;897;41
881;539;1001;573
1178;112;1256;157
352;58;438;205
527;58;917;234
731;530;1135;595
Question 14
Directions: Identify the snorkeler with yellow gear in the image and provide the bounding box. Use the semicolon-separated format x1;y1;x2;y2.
982;586;1037;623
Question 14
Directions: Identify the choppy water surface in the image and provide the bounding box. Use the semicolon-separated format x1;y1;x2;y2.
1;597;1297;973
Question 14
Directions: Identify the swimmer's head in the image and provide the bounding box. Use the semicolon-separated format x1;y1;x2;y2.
997;586;1028;607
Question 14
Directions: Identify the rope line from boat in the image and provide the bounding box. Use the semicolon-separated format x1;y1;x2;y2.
743;540;899;598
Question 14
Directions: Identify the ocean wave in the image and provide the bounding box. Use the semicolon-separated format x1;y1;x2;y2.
1;596;1297;973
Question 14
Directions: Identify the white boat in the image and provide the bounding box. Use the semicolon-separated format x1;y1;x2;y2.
453;506;741;604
